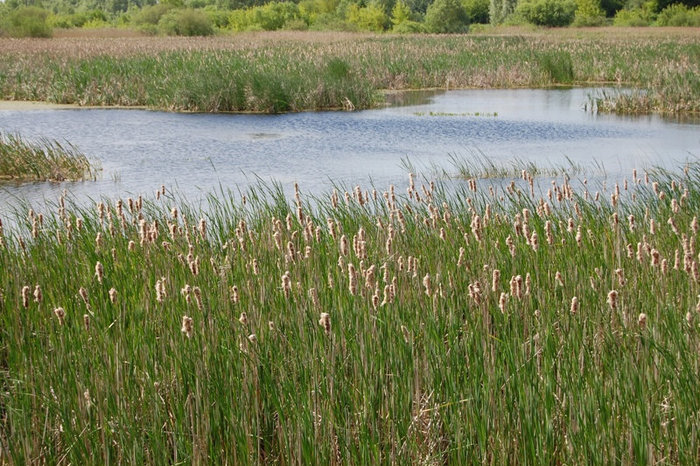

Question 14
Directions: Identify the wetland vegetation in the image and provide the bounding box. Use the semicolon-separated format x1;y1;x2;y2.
1;162;699;463
0;29;698;115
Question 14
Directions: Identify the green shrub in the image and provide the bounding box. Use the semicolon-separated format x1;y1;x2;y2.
490;0;518;24
463;0;490;23
132;4;175;26
346;3;390;31
391;19;427;31
573;0;606;25
159;9;215;36
229;2;302;31
425;0;470;32
4;7;52;38
656;4;700;26
517;0;577;26
612;7;654;26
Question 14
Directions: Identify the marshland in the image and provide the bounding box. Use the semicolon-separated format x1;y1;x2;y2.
1;15;700;466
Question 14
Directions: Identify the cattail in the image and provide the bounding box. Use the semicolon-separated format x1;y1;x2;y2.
106;287;117;304
492;269;500;293
54;307;66;325
282;271;292;298
628;214;636;231
319;312;331;334
83;313;90;331
457;247;465;267
198;218;206;240
422;274;432;297
499;292;507;313
79;287;89;304
21;286;30;308
247;333;257;344
340;235;349;256
615;268;625;287
155;278;166;303
348;264;357;296
555;271;564;287
651;249;660;267
607;290;618;310
530;231;538;251
505;235;515;257
545;221;553;245
33;285;42;303
638;313;647;329
193;286;203;310
95;262;104;284
231;286;240;304
128;240;136;252
525;273;531;295
181;316;194;338
570;296;579;315
661;259;668;275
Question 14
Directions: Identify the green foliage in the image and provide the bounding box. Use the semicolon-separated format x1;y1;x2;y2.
599;0;625;16
3;6;53;37
158;8;215;35
132;3;176;26
573;0;606;25
391;18;427;30
463;0;490;22
612;6;654;25
346;2;390;31
517;0;577;26
424;0;470;32
535;50;574;82
655;0;700;14
391;0;413;25
229;2;302;31
489;0;517;23
656;3;700;25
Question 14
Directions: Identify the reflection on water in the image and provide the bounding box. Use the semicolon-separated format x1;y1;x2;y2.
0;88;698;211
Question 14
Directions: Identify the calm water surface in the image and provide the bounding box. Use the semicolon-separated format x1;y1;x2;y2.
1;88;698;210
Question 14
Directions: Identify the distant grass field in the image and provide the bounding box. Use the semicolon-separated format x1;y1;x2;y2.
1;160;699;464
0;28;697;114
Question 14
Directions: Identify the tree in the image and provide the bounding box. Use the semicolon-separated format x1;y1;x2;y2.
424;0;469;32
489;0;517;23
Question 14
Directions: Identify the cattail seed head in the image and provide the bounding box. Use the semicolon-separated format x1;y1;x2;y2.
492;269;500;293
607;290;618;310
570;296;579;315
21;286;30;308
181;315;194;338
54;307;66;325
78;287;89;304
555;271;564;287
95;262;104;284
33;285;42;303
83;313;90;331
319;312;331;334
638;313;647;329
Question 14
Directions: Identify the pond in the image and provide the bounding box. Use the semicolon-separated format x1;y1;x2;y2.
0;88;698;210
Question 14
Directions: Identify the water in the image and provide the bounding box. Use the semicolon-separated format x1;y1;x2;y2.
0;88;698;210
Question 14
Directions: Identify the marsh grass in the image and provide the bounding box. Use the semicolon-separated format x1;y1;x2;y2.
0;30;697;114
1;157;699;464
0;132;98;181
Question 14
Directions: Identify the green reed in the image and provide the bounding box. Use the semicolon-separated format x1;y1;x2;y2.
0;132;98;181
0;159;699;464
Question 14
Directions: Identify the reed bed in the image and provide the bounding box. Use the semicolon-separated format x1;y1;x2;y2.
1;160;699;464
0;29;697;114
0;132;98;182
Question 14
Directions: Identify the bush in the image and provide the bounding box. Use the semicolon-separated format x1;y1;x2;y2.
229;2;302;31
612;7;654;26
391;19;427;31
425;0;470;32
517;0;576;26
159;9;215;36
4;7;52;38
573;0;606;25
132;4;175;27
463;0;490;23
656;4;700;26
346;3;390;31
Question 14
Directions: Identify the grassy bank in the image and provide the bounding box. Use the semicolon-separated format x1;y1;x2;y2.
1;160;699;464
0;29;698;114
0;132;98;182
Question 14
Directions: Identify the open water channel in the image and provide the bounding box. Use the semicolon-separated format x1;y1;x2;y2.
1;88;698;210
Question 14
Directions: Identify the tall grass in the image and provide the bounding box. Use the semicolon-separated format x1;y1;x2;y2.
1;159;699;464
0;29;697;114
0;132;98;181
